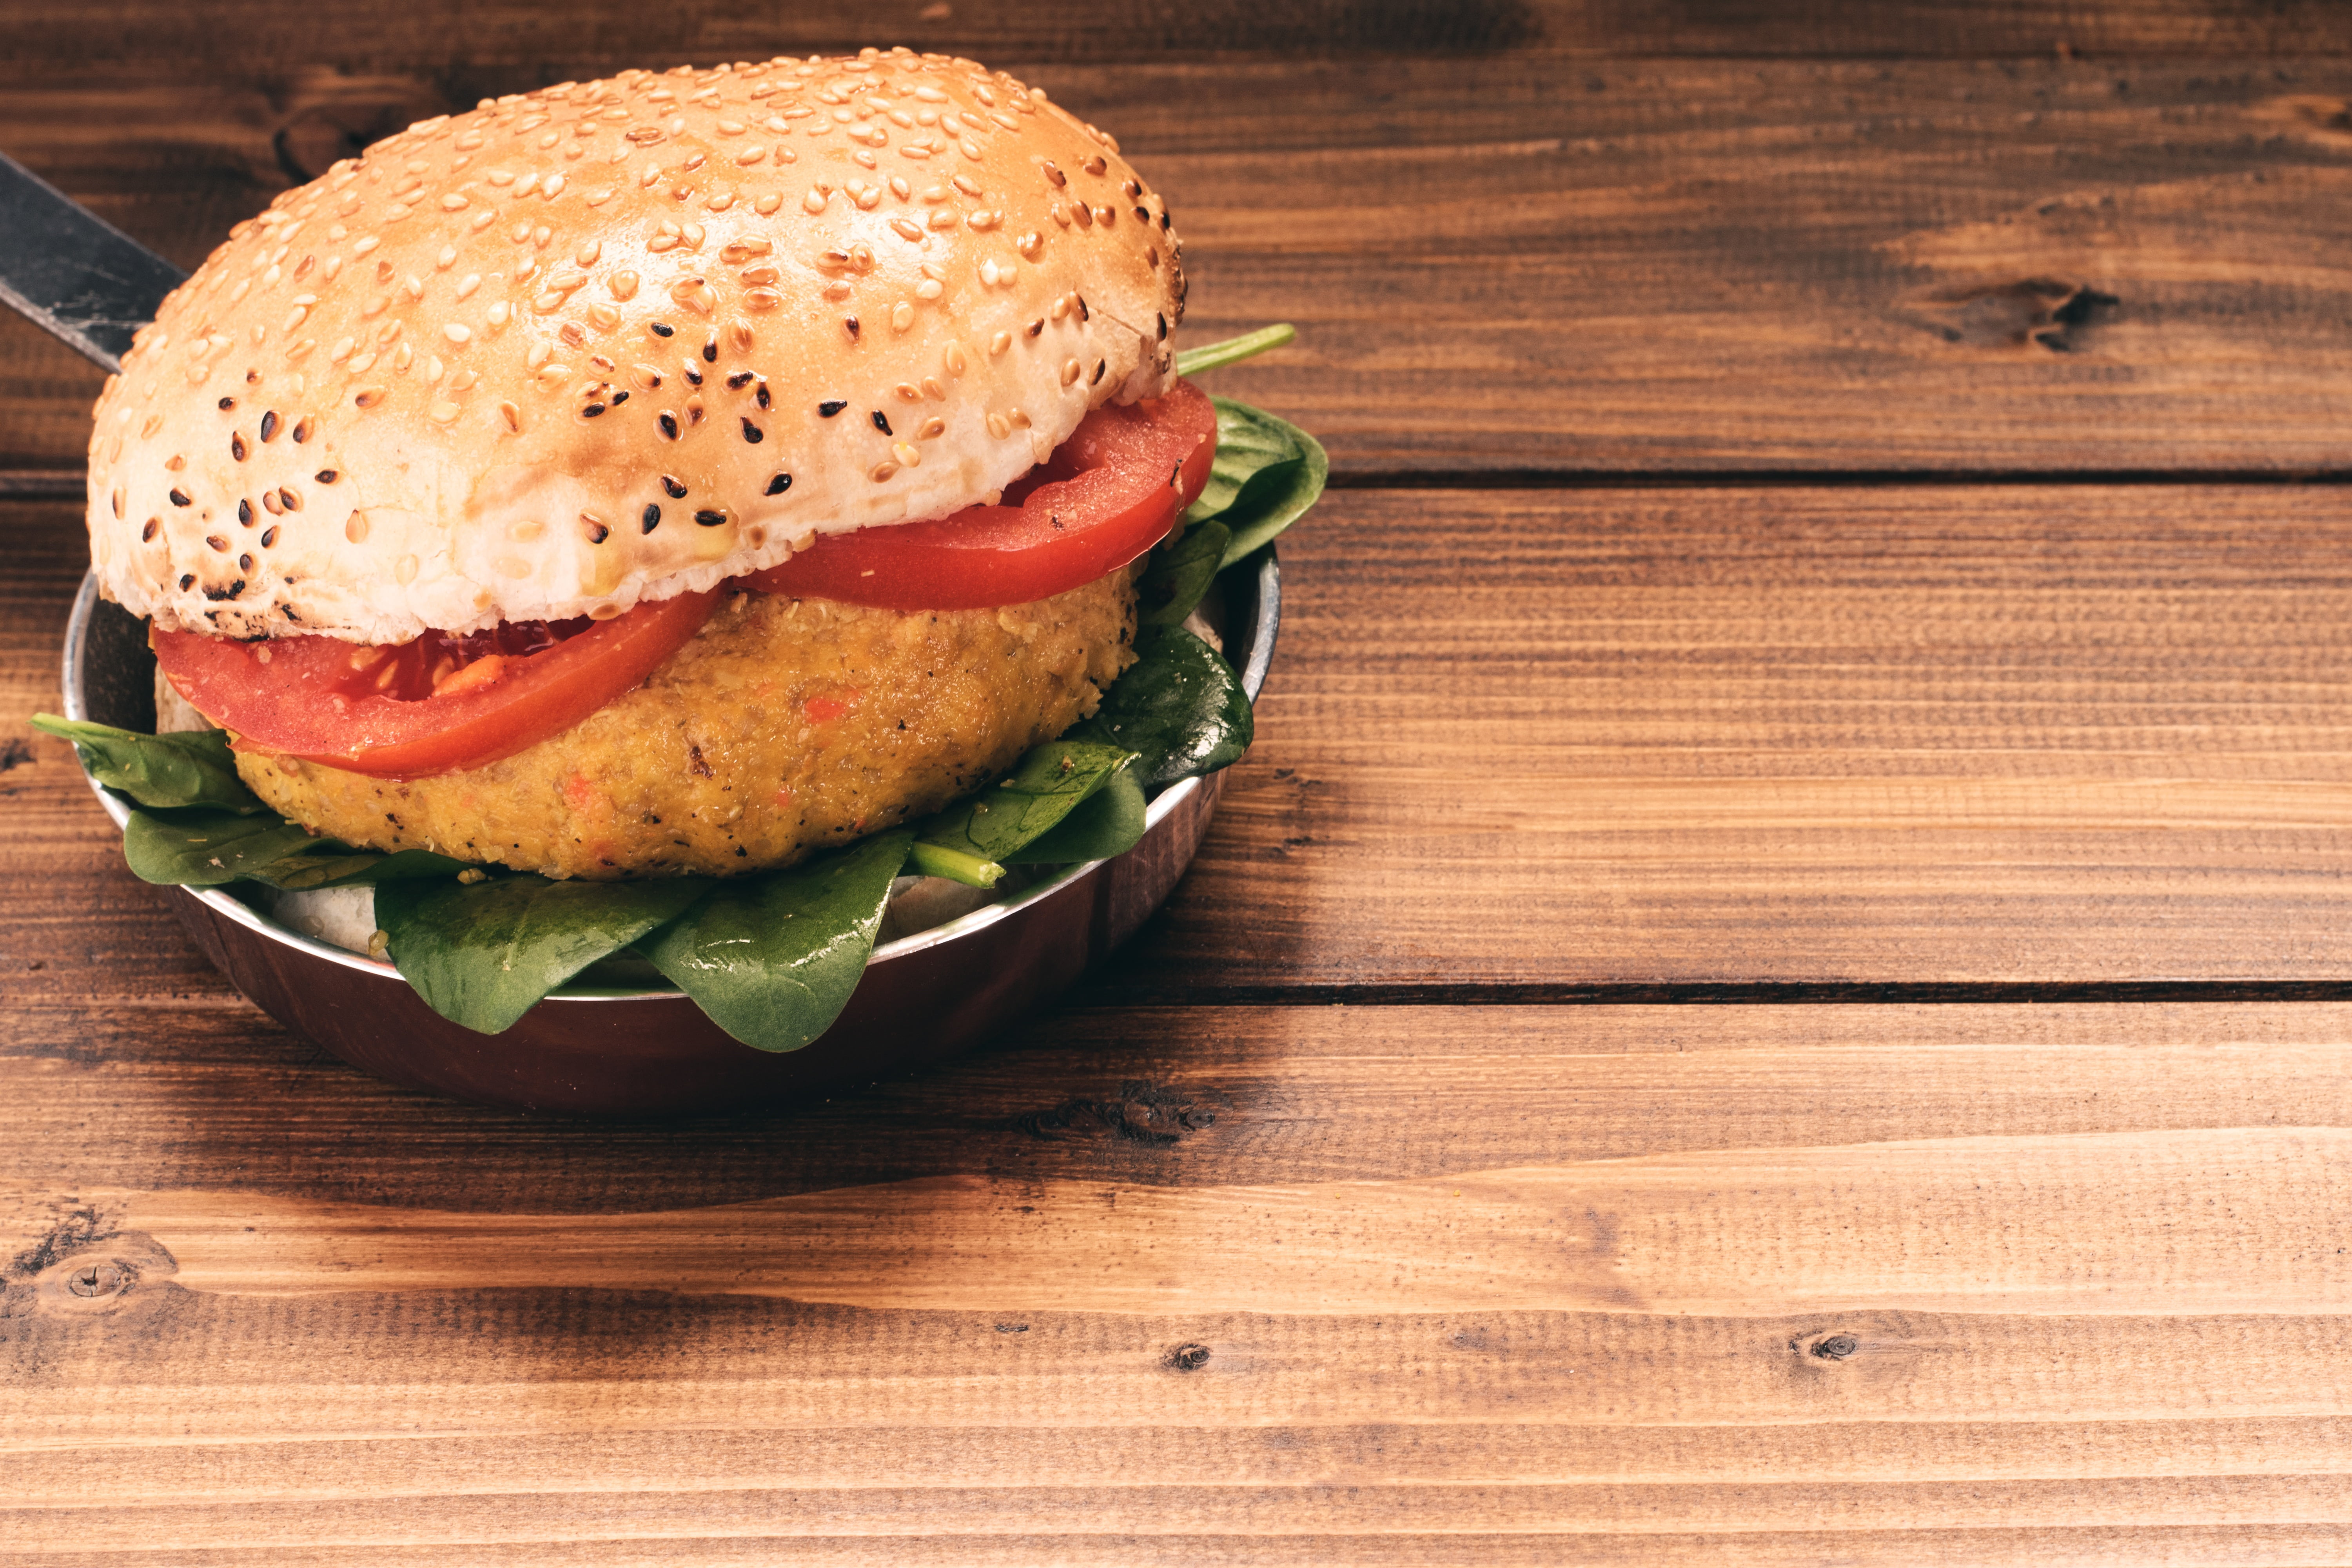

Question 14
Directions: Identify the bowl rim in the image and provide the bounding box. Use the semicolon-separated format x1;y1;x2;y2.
60;553;1279;1002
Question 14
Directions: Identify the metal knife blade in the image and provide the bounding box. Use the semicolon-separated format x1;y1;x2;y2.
0;151;186;375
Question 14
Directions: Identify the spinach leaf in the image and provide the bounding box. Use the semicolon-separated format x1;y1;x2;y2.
123;804;469;890
641;830;913;1053
1191;399;1328;569
1005;766;1148;864
376;874;713;1036
915;740;1136;866
31;715;263;814
1136;517;1230;628
1076;625;1252;788
1174;323;1295;379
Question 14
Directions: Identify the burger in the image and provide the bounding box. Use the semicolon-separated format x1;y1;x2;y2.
46;47;1322;1051
90;46;1220;876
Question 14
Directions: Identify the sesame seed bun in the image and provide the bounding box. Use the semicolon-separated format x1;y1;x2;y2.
87;47;1187;643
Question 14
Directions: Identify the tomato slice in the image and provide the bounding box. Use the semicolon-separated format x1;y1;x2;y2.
152;382;1215;780
154;587;721;780
746;379;1219;610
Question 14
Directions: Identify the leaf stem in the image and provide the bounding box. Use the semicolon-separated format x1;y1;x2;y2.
1176;323;1297;379
906;842;1005;888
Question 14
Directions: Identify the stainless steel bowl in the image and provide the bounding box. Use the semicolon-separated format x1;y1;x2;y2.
61;557;1278;1114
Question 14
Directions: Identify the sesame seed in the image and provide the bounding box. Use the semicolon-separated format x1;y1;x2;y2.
581;402;606;417
501;401;522;432
650;321;674;337
179;573;195;590
258;410;279;441
819;399;847;417
658;412;679;439
445;323;472;343
742;417;763;443
237;499;253;524
206;534;228;552
726;370;755;389
238;552;254;572
169;488;192;507
582;513;610;544
694;508;727;526
871;410;892;435
279;485;303;511
142;519;159;542
844;316;860;339
661;475;688;498
610;390;630;405
231;433;248;461
989;331;1011;356
316;469;338;484
756;381;770;409
642;504;661;532
261;526;278;547
765;472;792;495
702;335;718;362
869;461;898;482
292;417;314;442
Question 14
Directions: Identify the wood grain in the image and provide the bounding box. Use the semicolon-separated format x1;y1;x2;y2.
7;59;2352;474
9;1004;2352;1561
22;483;2352;998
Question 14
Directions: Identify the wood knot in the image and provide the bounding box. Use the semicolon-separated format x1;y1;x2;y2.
1809;1332;1861;1361
1910;278;2120;353
1164;1342;1212;1372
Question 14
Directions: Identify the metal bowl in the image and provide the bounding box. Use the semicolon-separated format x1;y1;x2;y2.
61;557;1278;1114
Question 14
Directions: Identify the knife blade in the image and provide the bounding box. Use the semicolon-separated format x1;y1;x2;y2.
0;151;186;375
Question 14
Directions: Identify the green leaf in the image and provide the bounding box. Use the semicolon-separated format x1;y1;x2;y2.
641;830;913;1053
1135;517;1230;627
1077;625;1253;788
915;740;1136;864
122;804;470;890
1189;398;1328;569
1174;323;1296;378
1006;767;1148;864
31;715;263;814
124;808;329;886
376;875;714;1036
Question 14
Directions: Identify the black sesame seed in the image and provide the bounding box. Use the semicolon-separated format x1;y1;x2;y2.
661;475;688;498
694;509;727;526
141;519;158;543
610;390;630;406
844;316;860;339
316;470;338;484
1091;359;1106;385
291;418;312;443
726;371;754;390
684;365;702;386
1156;312;1168;341
238;553;253;572
755;382;771;410
583;519;610;544
658;413;679;440
765;473;792;496
261;526;278;548
259;410;278;441
741;417;763;443
178;573;195;590
205;534;229;552
230;434;247;461
642;503;662;533
1076;294;1090;321
819;399;847;417
581;403;606;418
237;499;253;524
871;411;893;435
702;336;717;363
218;397;236;411
650;322;675;338
169;488;191;507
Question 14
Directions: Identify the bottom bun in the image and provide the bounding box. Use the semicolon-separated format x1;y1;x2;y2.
224;572;1139;880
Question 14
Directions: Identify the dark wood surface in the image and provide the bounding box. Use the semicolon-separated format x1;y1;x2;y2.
9;5;2352;1561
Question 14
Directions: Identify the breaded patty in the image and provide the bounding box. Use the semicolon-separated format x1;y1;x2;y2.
228;570;1138;879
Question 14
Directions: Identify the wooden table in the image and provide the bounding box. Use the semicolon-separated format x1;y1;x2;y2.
8;5;2352;1560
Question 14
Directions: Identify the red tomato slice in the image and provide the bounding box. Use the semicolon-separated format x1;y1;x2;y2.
154;587;721;780
746;379;1219;610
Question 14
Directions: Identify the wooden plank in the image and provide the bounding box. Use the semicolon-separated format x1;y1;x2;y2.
12;0;2352;77
21;483;2352;997
7;59;2352;474
10;1004;2352;1560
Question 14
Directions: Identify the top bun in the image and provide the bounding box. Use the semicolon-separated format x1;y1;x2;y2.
87;47;1187;642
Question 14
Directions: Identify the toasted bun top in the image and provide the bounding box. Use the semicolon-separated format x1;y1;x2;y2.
88;48;1187;641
